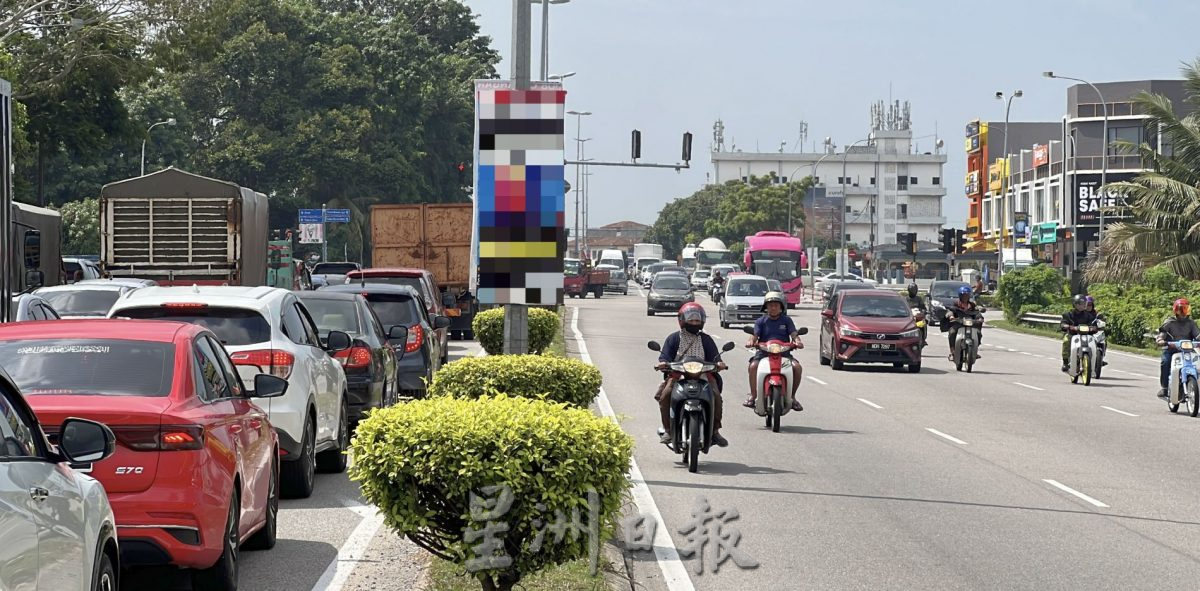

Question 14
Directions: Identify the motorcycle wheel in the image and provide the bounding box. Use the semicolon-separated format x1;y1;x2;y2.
955;347;964;372
687;414;701;473
966;343;974;373
770;386;782;433
1188;377;1199;418
1081;354;1091;386
1094;353;1103;379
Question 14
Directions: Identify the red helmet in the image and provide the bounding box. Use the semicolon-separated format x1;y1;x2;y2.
1175;298;1191;317
678;302;706;329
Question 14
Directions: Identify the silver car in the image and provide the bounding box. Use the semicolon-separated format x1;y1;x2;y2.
719;275;770;328
8;293;61;321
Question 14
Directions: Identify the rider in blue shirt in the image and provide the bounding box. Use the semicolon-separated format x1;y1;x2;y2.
744;292;804;412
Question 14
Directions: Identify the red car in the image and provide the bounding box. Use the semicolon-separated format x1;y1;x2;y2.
344;268;453;362
818;290;923;373
0;319;289;590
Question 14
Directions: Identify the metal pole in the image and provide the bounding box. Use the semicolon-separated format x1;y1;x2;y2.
511;0;531;89
321;203;328;263
840;138;871;271
1089;81;1109;244
996;91;1021;280
787;152;834;237
540;0;549;80
140;138;147;177
574;114;582;257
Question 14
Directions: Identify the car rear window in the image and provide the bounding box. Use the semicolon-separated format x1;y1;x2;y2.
362;294;418;328
653;277;690;290
39;289;122;316
0;339;175;396
300;298;362;336
313;263;359;275
353;276;425;296
115;306;271;346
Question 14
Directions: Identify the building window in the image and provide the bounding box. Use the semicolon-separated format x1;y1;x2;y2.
897;204;907;219
910;176;918;185
932;176;941;186
897;175;908;190
1108;126;1143;155
845;205;852;213
1050;185;1061;220
844;233;852;242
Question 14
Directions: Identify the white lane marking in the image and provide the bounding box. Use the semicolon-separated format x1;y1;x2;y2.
1112;369;1128;374
857;398;883;409
310;504;386;591
1012;382;1045;391
1101;406;1139;417
1129;372;1152;379
806;376;828;386
925;428;968;445
1043;479;1109;508
1006;347;1020;352
569;307;695;591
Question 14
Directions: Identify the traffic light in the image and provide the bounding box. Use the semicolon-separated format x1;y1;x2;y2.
897;232;917;256
954;229;967;254
682;132;693;162
940;228;955;254
631;129;642;161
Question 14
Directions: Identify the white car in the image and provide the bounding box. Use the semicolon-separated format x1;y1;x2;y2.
691;269;712;289
62;257;102;283
0;368;120;591
9;293;61;321
108;286;352;498
35;282;139;318
719;274;771;328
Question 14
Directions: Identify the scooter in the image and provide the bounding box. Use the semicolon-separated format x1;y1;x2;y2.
948;310;984;372
742;325;809;432
1166;339;1200;416
1092;317;1108;379
1066;323;1099;386
711;282;723;304
646;340;737;473
912;308;928;351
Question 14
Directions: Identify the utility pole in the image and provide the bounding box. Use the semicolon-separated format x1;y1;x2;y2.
503;0;533;354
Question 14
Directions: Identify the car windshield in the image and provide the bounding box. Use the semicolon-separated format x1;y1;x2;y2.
38;289;122;316
931;283;971;299
116;306;272;346
653;277;690;290
693;271;710;278
840;296;911;318
313;263;359;274
564;260;582;275
729;279;769;297
0;339;175;396
299;298;362;336
362;293;419;328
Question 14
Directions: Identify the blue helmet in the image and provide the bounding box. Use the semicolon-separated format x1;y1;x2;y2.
957;286;972;298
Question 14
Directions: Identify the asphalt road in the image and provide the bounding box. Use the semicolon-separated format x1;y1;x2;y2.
577;283;1200;590
121;339;482;591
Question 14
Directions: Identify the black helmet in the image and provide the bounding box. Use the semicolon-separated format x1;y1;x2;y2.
907;283;918;297
1073;294;1087;309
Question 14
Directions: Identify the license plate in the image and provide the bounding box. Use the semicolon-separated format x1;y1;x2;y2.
868;343;896;350
739;314;756;320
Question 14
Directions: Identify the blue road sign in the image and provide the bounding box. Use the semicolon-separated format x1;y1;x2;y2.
324;209;351;223
299;209;324;223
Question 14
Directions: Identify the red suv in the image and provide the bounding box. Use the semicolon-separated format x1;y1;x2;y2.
344;268;451;363
0;319;289;588
819;291;923;373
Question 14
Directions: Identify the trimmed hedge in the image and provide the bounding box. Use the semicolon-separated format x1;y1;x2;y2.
474;307;559;355
350;395;633;590
996;264;1068;321
428;355;602;408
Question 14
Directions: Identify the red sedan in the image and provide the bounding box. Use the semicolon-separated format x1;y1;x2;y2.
819;291;924;373
0;319;289;590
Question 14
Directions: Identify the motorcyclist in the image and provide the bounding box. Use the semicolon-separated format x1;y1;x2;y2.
1059;294;1098;372
655;303;728;447
1155;298;1200;400
945;285;983;361
906;283;928;346
1085;296;1108;367
744;292;805;412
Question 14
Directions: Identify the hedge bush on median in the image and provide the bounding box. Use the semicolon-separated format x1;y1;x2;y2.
428;355;602;408
474;307;559;355
996;264;1068;321
349;395;633;591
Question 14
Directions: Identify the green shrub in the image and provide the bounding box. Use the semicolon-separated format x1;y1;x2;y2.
474;307;560;355
996;264;1066;320
428;355;601;408
350;395;633;591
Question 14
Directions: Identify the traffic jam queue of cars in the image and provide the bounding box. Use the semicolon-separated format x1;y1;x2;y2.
0;270;458;591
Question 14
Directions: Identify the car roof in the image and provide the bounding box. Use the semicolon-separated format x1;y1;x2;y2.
75;278;156;287
0;318;199;342
728;274;768;282
35;283;131;293
109;285;285;311
294;290;363;302
348;268;429;277
321;283;422;297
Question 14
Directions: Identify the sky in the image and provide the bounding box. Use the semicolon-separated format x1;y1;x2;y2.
463;0;1200;229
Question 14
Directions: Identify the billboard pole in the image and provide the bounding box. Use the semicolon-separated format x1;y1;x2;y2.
0;79;11;323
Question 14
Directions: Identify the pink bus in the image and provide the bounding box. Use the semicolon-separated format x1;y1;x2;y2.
743;231;807;306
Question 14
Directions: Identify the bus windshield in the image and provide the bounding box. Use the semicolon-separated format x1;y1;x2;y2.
750;250;801;281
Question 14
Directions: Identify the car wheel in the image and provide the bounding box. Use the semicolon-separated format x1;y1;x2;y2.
281;419;315;498
191;493;239;591
646;309;654;316
830;338;844;370
93;548;116;591
244;457;278;550
317;399;349;474
908;363;922;373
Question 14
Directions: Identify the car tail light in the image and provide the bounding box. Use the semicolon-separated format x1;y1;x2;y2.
335;346;372;368
229;349;295;379
112;425;204;451
405;324;424;354
162;302;207;309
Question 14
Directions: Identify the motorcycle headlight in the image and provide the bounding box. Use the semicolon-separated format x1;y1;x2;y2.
681;361;705;375
962;319;975;327
766;343;784;354
1182;341;1195;351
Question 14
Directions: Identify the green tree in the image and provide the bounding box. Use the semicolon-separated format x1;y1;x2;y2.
56;198;101;254
1087;58;1200;283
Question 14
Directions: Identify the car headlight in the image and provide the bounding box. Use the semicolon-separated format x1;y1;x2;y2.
681;361;704;375
932;300;945;309
900;329;920;338
840;327;864;337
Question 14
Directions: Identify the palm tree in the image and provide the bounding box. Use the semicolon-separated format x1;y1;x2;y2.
1086;58;1200;284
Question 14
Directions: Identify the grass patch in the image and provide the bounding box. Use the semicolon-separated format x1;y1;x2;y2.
988;318;1158;358
427;556;612;591
547;305;568;358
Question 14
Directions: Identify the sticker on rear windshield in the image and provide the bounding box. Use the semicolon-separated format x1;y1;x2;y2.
17;345;110;354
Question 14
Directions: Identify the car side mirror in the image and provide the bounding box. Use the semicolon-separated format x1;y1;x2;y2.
646;341;662;352
741;326;755;335
433;315;451;330
797;327;809;335
58;418;115;464
721;341;737;352
252;374;289;398
821;309;835;318
325;330;352;352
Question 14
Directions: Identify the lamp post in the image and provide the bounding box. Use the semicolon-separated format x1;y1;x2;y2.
141;118;176;176
536;0;571;80
995;90;1022;279
1045;71;1108;245
786;138;835;237
567;110;591;257
840;136;872;272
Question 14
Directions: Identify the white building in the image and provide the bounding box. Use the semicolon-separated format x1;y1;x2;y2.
709;102;948;249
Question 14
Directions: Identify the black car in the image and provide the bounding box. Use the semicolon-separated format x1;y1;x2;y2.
322;283;449;397
295;290;405;422
925;280;973;325
647;273;695;316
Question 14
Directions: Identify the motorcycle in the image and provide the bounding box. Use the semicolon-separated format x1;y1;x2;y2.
1092;316;1108;378
912;308;928;350
948;310;984;372
711;282;723;304
646;339;737;473
1066;323;1100;386
741;325;809;432
1166;339;1200;416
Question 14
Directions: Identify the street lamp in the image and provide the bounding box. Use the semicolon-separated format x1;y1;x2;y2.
567;110;591;257
141;118;176;176
548;72;575;82
995;90;1022;279
536;0;571;81
841;136;872;269
786;140;835;237
1045;71;1109;245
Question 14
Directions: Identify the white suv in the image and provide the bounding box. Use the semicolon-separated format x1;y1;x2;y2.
108;286;351;498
